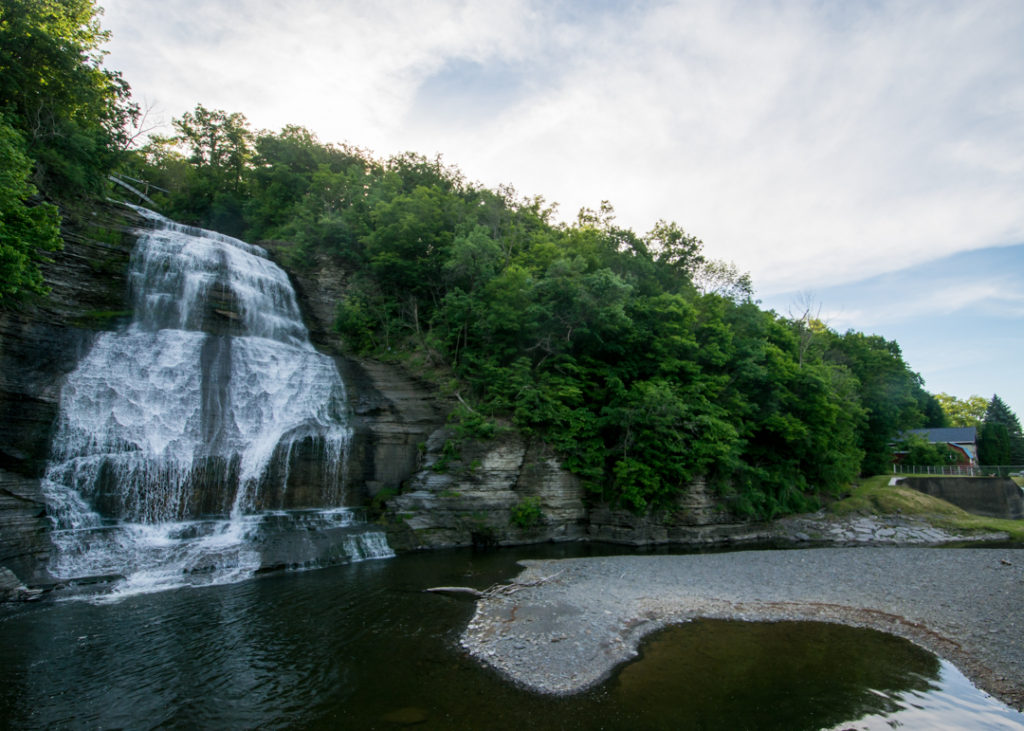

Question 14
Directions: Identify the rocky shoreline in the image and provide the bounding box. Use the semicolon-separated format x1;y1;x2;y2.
460;545;1024;711
771;509;1011;545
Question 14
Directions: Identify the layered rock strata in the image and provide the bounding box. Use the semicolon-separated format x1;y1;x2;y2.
0;208;773;591
383;427;589;551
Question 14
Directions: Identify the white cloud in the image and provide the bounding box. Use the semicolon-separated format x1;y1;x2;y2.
821;278;1024;331
102;0;538;148
100;0;1024;293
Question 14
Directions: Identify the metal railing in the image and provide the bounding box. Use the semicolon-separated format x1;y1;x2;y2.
892;463;1024;478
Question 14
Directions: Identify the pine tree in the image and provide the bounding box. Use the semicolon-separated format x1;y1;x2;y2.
979;395;1024;465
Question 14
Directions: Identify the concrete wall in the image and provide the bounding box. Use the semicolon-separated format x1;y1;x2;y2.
901;477;1024;520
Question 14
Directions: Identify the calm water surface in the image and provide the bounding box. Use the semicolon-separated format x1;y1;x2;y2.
1;544;1021;730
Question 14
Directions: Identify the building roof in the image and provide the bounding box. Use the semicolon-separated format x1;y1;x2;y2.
902;427;978;444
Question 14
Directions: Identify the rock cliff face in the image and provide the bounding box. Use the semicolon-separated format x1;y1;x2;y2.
382;429;763;551
0;207;140;592
262;248;448;506
275;250;760;553
383;427;589;551
0;210;138;479
584;478;768;546
0;207;753;595
0;469;52;588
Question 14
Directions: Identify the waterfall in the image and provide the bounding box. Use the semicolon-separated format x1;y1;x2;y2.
42;207;392;600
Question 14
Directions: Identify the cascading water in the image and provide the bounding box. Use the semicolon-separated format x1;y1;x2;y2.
42;206;392;599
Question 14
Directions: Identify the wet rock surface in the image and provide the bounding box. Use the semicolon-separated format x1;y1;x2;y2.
259;244;447;506
0;210;139;478
0;469;52;585
461;548;1024;711
0;208;141;589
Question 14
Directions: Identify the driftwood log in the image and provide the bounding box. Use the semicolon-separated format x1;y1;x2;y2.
424;569;566;600
423;586;485;598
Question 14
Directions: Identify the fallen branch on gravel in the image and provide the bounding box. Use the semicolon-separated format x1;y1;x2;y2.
425;569;566;600
423;586;485;598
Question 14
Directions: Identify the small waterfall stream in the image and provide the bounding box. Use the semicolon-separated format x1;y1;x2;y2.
42;207;392;599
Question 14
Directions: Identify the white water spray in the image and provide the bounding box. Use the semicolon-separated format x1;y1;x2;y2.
42;207;392;599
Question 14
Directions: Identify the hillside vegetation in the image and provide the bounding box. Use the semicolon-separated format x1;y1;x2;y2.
3;2;952;519
121;112;949;518
0;0;137;301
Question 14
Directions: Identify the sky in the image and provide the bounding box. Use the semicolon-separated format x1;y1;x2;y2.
99;0;1024;419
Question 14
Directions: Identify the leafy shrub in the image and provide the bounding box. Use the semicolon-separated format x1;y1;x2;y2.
509;496;542;529
895;433;957;467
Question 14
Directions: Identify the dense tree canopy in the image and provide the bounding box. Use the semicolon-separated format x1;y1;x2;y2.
0;3;991;516
0;115;62;300
819;331;944;474
0;0;136;303
0;0;135;199
126;106;950;517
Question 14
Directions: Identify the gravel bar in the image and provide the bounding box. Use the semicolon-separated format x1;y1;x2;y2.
461;548;1024;709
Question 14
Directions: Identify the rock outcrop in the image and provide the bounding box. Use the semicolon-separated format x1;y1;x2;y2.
260;247;448;506
0;469;52;586
272;249;760;553
382;433;764;551
585;479;766;546
0;207;758;593
0;206;141;587
0;208;138;479
383;427;589;550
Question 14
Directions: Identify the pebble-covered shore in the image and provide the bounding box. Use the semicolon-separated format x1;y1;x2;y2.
461;546;1024;710
772;510;1010;545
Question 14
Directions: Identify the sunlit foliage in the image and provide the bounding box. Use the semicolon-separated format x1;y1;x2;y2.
131;107;942;518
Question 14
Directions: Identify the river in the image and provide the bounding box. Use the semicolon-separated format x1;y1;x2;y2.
2;544;1021;730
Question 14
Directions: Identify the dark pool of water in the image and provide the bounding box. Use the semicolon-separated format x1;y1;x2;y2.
1;544;1021;729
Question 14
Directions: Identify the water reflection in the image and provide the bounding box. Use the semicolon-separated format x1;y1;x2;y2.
613;620;988;730
1;547;1020;729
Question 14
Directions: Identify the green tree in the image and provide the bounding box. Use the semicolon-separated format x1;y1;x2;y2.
979;395;1024;464
917;391;948;429
365;184;461;311
0;0;135;302
443;225;502;293
692;259;753;302
823;331;929;474
0;116;61;302
978;422;1012;465
0;0;136;202
172;105;253;189
896;433;956;467
645;219;705;291
148;104;255;235
935;393;988;427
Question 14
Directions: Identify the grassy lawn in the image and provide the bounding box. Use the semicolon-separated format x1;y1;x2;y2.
828;475;1024;542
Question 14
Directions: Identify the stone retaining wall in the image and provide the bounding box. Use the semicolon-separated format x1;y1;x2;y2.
899;476;1024;520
